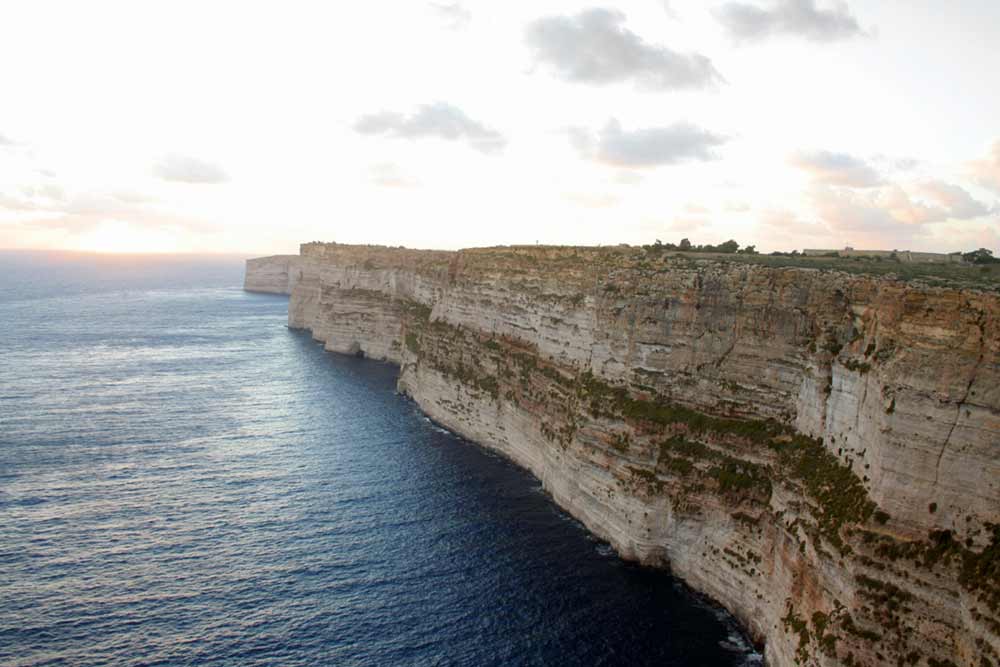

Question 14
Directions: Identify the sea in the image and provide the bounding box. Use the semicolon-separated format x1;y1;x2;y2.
0;251;762;666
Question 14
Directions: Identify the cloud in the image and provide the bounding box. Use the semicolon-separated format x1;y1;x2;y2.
811;184;949;230
870;153;920;172
571;119;728;168
807;186;928;248
755;208;835;250
429;2;471;30
947;224;1000;253
969;140;1000;193
806;180;990;243
354;102;506;154
0;192;38;211
715;0;865;43
525;8;723;91
868;185;946;225
23;209;218;235
153;154;229;184
0;179;202;234
789;149;882;187
0;133;15;147
22;183;67;201
916;181;991;219
0;183;67;211
804;180;996;249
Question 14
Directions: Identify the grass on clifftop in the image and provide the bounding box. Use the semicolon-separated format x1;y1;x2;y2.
666;252;1000;290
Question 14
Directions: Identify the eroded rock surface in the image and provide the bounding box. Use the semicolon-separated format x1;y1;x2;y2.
248;242;1000;667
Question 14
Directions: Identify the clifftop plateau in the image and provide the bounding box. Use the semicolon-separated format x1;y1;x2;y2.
246;242;1000;667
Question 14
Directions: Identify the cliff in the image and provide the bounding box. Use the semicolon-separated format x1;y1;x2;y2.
243;254;301;294
247;242;1000;667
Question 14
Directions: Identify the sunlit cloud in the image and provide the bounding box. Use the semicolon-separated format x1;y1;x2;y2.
71;219;194;254
803;184;950;250
0;175;215;253
916;180;991;219
525;8;723;91
969;140;1000;193
789;149;882;187
755;208;834;248
0;191;38;211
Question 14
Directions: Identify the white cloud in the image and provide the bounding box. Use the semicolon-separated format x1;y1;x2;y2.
0;192;38;211
0;177;206;237
916;180;991;219
525;8;722;91
429;2;471;30
811;184;946;230
571;119;728;168
715;0;865;43
355;102;506;154
0;183;67;211
969;140;1000;193
153;154;229;184
789;149;882;187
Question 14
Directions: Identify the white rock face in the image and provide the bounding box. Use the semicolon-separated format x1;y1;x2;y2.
243;255;301;294
246;244;1000;667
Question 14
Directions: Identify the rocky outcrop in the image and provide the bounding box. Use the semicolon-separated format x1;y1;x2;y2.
243;254;301;294
247;242;1000;667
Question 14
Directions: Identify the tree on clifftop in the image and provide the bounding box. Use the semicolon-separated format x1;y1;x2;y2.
963;248;999;264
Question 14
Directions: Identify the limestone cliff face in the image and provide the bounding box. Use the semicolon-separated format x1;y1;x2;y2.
247;242;1000;667
243;255;302;294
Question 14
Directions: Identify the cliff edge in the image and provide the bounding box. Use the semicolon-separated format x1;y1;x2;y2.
247;242;1000;667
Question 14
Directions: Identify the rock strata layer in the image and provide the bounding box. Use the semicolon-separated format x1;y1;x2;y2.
246;242;1000;667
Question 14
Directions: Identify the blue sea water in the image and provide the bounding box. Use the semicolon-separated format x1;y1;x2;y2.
0;251;760;667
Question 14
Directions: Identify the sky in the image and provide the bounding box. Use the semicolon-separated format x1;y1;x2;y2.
1;0;998;255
